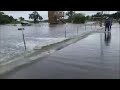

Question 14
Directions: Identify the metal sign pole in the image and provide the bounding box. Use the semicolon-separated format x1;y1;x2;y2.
91;24;92;30
100;11;103;27
65;25;67;38
77;26;78;35
85;24;86;30
21;28;26;50
95;23;96;29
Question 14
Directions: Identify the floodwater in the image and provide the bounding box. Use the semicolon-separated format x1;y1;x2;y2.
0;24;119;79
0;23;100;63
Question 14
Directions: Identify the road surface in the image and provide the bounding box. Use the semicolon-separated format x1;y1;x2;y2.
0;24;120;79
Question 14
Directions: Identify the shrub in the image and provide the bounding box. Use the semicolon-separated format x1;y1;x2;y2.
72;13;86;24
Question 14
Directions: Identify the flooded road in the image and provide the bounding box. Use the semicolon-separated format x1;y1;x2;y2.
0;24;119;79
0;23;100;63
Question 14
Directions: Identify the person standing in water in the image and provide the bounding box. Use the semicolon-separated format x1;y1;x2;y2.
118;19;120;24
104;17;111;32
109;17;112;30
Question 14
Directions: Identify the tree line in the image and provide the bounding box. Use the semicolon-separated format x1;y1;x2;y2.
0;12;18;24
66;11;86;23
91;11;120;21
66;11;120;23
0;11;43;25
1;11;120;25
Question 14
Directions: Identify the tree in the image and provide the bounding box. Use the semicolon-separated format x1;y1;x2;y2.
9;16;14;22
0;13;10;24
19;17;24;21
0;12;4;15
86;15;90;21
111;11;120;20
72;13;86;24
66;11;75;17
66;11;75;22
0;12;17;24
29;11;43;23
92;12;102;18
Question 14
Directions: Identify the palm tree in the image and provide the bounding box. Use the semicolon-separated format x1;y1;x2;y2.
29;11;43;23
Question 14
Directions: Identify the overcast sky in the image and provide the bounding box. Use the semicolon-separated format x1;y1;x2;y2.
2;11;117;20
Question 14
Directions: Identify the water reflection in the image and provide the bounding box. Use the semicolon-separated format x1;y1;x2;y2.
104;32;111;46
48;24;60;27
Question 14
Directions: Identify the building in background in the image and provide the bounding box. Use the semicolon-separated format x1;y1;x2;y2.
48;11;65;24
